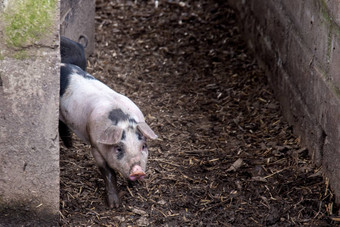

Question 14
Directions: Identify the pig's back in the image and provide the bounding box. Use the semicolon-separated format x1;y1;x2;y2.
60;64;115;141
60;63;115;99
59;63;145;142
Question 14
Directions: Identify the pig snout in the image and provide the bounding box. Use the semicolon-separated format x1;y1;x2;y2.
129;165;146;181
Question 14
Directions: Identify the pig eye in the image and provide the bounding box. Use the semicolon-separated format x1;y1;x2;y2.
142;143;147;150
115;146;124;160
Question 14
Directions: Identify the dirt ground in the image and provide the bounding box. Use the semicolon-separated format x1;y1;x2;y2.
60;0;338;226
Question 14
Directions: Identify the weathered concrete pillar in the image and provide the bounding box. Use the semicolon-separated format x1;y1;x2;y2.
0;0;60;225
60;0;95;57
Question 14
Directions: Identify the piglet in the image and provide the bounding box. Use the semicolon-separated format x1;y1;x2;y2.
60;63;158;208
60;36;88;71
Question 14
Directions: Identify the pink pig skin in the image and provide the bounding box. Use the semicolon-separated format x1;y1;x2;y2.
60;63;157;208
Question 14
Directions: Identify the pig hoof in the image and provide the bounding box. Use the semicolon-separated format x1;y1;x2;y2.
107;192;120;209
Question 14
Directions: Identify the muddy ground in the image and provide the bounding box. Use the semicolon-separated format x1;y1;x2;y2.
60;0;338;226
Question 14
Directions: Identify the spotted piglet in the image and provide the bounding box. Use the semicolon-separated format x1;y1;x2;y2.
60;36;88;70
60;63;158;208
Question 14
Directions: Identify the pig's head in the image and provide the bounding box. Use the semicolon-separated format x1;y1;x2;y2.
89;108;157;181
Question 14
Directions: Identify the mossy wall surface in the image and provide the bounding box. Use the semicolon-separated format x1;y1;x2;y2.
0;0;58;59
3;0;57;47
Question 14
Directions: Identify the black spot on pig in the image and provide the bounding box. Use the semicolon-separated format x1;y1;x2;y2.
60;64;97;97
72;65;94;79
128;118;137;130
69;64;96;80
61;36;87;71
82;72;96;80
121;130;126;140
60;64;71;97
129;118;137;125
109;109;129;125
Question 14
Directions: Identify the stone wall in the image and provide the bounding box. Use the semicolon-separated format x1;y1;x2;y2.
229;0;340;201
0;0;60;225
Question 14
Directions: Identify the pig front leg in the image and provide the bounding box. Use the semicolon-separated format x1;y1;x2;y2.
91;148;120;208
99;164;120;208
59;120;73;148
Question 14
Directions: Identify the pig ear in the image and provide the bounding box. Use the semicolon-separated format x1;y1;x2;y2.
97;125;123;145
137;122;158;140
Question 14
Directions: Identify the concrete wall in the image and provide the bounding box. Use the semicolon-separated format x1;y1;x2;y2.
0;0;60;225
0;0;95;224
229;1;340;201
60;0;95;57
